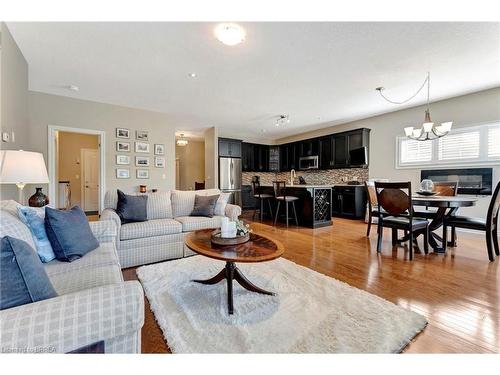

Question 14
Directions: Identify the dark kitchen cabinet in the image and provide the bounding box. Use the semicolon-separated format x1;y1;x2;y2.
299;138;319;157
331;185;366;219
254;144;269;172
334;135;348;167
280;142;299;171
269;146;280;172
319;136;334;169
218;138;241;158
242;142;254;172
289;142;299;170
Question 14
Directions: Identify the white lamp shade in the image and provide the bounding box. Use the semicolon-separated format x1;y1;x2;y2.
404;127;414;136
440;122;453;132
422;122;434;132
0;150;49;184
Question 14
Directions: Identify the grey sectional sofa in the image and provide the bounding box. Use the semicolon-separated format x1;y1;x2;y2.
0;200;144;354
100;188;242;268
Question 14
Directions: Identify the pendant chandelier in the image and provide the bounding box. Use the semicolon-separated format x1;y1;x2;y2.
176;134;188;146
376;72;452;141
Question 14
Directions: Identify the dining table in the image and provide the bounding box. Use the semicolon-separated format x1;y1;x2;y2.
409;195;478;252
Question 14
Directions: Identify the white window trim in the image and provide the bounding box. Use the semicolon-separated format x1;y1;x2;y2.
395;122;500;169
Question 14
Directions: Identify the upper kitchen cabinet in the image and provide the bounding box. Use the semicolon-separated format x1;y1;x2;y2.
241;142;254;171
299;138;319;157
218;138;242;158
268;146;280;172
319;136;334;169
254;144;269;172
280;142;299;171
318;128;370;169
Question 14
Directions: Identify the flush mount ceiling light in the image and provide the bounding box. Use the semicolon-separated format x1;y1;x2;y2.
67;84;79;91
188;72;198;78
275;115;290;127
376;72;452;141
214;23;246;46
176;134;188;146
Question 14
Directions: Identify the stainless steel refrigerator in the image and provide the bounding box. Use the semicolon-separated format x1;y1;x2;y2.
219;157;242;207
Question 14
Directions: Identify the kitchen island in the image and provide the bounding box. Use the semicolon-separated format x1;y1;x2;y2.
256;184;333;228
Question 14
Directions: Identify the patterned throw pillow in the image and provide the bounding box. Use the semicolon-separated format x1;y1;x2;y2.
190;194;220;218
17;206;56;263
0;236;57;310
44;206;100;262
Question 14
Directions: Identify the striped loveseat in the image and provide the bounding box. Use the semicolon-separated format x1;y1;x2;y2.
0;200;144;353
100;189;241;268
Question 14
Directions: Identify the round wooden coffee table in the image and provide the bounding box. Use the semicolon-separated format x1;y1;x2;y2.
185;229;285;315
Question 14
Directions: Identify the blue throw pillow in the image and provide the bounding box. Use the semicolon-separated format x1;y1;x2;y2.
17;206;56;263
1;236;57;310
44;206;99;262
116;189;148;224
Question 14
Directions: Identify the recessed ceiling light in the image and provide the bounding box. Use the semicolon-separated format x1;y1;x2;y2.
188;72;198;78
68;84;79;92
214;23;246;46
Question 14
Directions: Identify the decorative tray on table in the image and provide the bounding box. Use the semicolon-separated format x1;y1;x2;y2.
211;230;250;246
416;191;437;196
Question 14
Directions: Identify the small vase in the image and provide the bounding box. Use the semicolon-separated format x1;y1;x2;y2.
28;187;49;207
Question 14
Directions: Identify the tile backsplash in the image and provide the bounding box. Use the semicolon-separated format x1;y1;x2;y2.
242;168;369;186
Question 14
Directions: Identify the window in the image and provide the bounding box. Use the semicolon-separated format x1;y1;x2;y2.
396;122;500;168
400;138;432;164
438;130;480;161
488;127;500;158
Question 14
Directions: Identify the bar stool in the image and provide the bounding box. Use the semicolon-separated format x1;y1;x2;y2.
251;180;274;221
273;181;299;227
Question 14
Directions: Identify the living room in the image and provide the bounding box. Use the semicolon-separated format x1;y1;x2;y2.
1;1;499;373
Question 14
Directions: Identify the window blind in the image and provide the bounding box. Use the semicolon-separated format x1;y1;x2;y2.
400;138;432;163
437;130;480;160
488;127;500;158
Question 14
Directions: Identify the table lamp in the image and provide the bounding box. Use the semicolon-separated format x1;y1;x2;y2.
0;150;49;204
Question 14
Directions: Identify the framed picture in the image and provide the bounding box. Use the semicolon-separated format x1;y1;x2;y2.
154;157;165;168
154;144;165;155
136;130;149;141
135;156;150;167
116;168;130;179
116;141;130;152
136;169;149;179
116;127;130;139
135;141;150;153
116;154;130;165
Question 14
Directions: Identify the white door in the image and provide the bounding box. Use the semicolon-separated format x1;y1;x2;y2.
81;148;99;212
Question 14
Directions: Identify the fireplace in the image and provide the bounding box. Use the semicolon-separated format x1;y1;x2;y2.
421;168;493;196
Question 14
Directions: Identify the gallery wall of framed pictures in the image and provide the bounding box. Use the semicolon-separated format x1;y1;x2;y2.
115;127;165;180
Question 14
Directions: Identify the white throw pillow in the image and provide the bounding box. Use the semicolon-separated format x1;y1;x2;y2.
214;192;230;216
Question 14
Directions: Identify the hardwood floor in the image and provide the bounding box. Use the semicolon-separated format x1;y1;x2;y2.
122;212;500;354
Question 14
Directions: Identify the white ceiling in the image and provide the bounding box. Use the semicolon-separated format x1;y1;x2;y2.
7;22;500;142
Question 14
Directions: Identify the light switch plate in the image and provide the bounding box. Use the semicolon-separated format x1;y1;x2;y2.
2;132;10;142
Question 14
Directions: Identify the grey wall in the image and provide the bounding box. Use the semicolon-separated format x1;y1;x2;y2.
276;87;500;219
27;92;177;199
0;23;30;200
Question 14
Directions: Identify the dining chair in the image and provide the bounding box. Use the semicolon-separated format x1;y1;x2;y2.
365;180;390;236
374;181;429;260
442;181;500;262
194;181;205;190
251;180;274;221
273;181;299;227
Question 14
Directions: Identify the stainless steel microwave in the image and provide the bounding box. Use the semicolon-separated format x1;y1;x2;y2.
299;156;319;170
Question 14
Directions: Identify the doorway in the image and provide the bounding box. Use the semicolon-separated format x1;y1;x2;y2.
48;126;105;213
175;136;205;190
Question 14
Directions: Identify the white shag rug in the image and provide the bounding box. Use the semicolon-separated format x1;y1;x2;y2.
137;256;427;353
